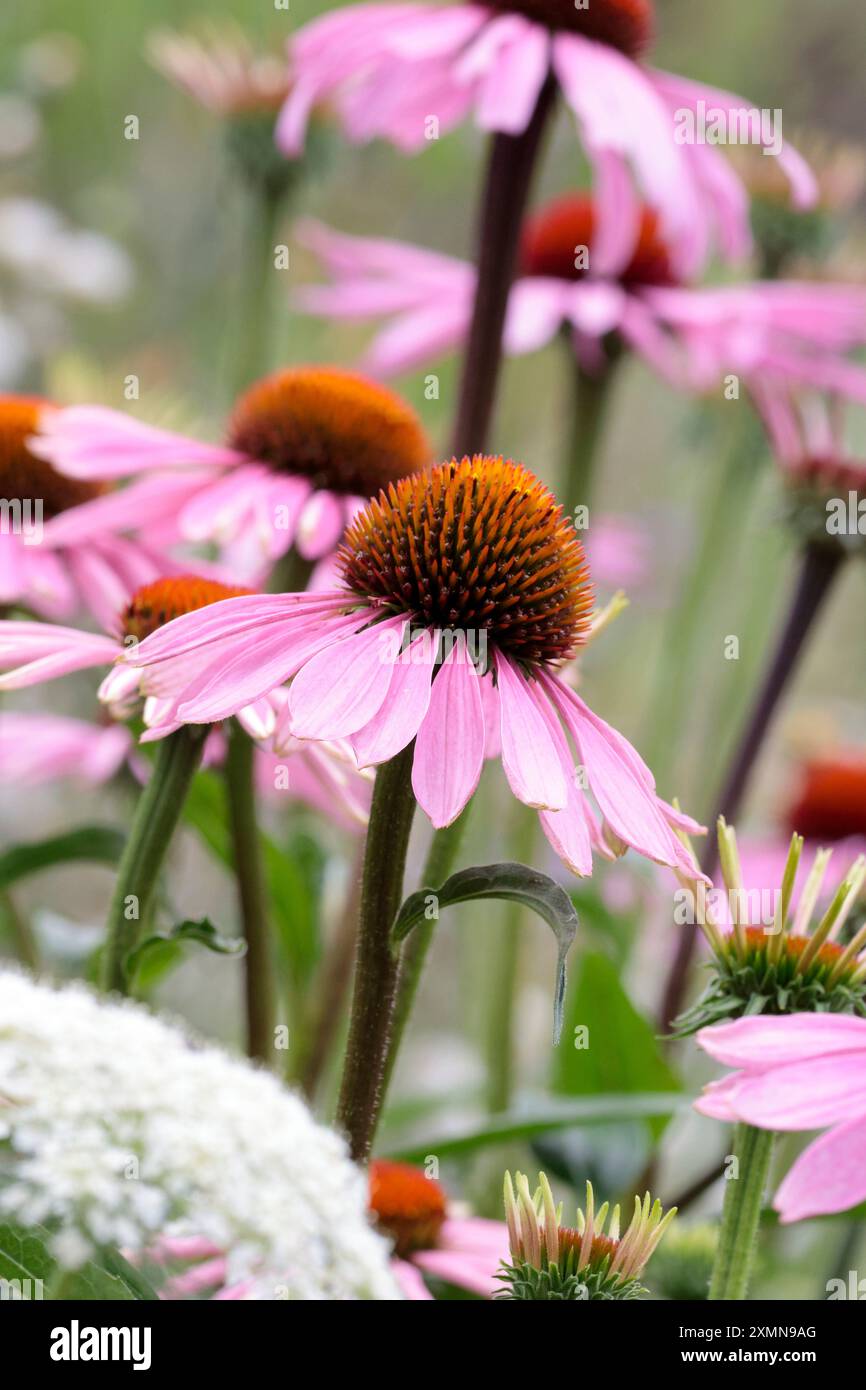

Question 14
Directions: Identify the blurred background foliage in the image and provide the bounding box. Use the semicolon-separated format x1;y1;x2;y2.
2;0;865;1299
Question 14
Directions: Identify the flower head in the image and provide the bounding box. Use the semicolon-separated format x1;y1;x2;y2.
0;394;171;627
368;1159;508;1298
753;385;866;556
30;368;431;577
277;2;816;279
695;1012;866;1223
674;818;866;1035
149;24;289;116
786;751;866;843
121;454;704;881
0;970;397;1298
499;1172;675;1299
295;216;866;396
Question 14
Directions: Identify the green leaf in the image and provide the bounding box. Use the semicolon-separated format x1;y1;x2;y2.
126;916;245;980
384;1092;684;1163
392;861;578;1043
554;952;681;1144
0;1222;158;1300
0;826;126;892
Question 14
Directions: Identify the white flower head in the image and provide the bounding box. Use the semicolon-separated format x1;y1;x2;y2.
0;971;398;1300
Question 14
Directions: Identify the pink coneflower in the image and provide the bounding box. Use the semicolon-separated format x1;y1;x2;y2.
29;368;432;581
156;1158;508;1301
696;1013;866;1222
148;24;290;117
122;455;703;880
368;1159;508;1299
0;711;133;785
0;575;280;744
0;394;172;628
294;208;866;395
277;1;815;278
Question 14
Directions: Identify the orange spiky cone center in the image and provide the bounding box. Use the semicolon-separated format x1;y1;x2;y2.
520;194;676;288
339;454;595;666
730;927;847;972
0;395;104;516
787;755;866;842
557;1226;619;1268
226;366;431;498
368;1160;447;1259
487;0;653;53
121;576;252;643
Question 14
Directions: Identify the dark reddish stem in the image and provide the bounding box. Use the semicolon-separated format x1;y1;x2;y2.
659;541;844;1031
451;77;556;457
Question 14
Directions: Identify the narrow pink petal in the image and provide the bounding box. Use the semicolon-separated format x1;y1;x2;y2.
391;1258;434;1301
351;628;436;767
697;1013;866;1068
32;405;242;479
412;1247;500;1298
775;1116;866;1223
475;18;549;135
496;653;567;810
412;639;485;828
704;1052;866;1130
289;617;406;739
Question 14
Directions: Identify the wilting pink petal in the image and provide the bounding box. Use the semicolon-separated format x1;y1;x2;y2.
774;1115;866;1223
412;640;485;827
496;653;567;810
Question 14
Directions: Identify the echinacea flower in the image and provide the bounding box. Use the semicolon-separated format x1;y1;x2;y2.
148;23;289;117
673;817;866;1035
120;455;704;880
695;1012;866;1223
277;0;815;278
0;712;134;786
0;970;398;1298
0;394;171;628
152;1157;507;1300
368;1159;508;1299
499;1171;675;1300
752;383;866;555
294;209;866;396
30;367;432;580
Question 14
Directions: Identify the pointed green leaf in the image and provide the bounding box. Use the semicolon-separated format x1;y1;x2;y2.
126;916;245;980
392;862;578;1043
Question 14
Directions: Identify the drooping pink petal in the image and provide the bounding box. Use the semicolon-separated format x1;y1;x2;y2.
412;638;485;828
496;653;567;810
351;628;437;767
774;1115;866;1223
31;405;242;479
289;616;406;740
391;1258;434;1301
412;1247;500;1298
696;1013;866;1069
699;1050;866;1130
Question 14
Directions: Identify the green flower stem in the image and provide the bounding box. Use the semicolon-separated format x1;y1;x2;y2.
0;890;39;972
225;719;276;1065
336;743;417;1162
298;840;365;1100
383;804;473;1089
101;727;206;995
451;77;556;455
561;345;617;512
230;181;283;396
709;1122;775;1301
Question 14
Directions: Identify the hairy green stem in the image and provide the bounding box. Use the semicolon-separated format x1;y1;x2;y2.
336;744;417;1162
101;727;205;994
384;804;473;1089
708;1123;775;1300
298;840;365;1100
231;182;282;395
225;720;276;1065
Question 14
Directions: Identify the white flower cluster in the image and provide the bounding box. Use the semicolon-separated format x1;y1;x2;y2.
0;971;398;1300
